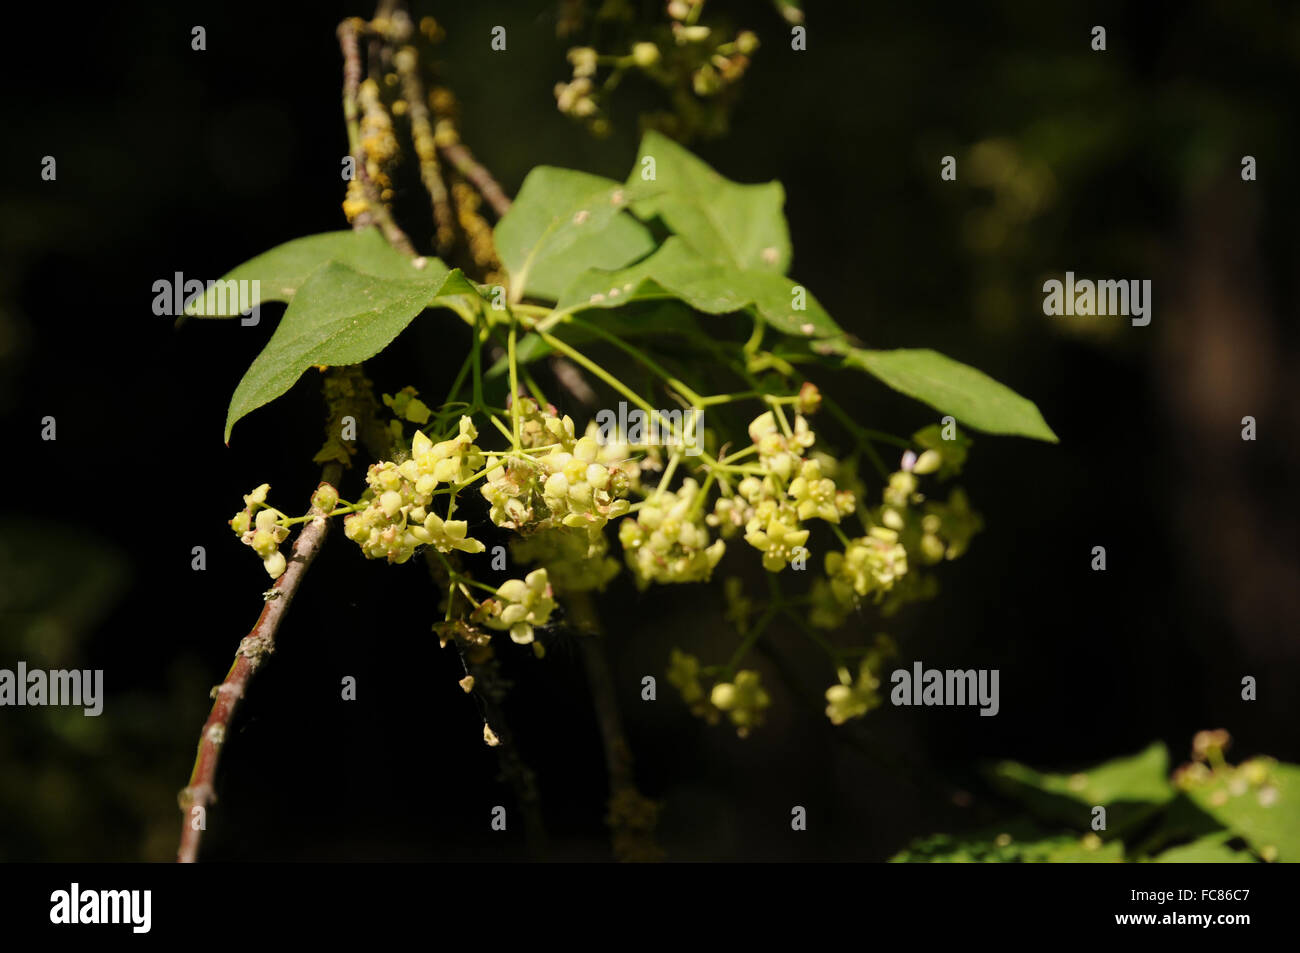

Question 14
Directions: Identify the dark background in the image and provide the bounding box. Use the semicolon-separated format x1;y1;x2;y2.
1;0;1297;861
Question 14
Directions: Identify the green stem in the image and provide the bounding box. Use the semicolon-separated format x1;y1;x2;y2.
654;453;682;499
727;606;777;672
522;367;548;405
489;413;516;448
688;471;716;518
508;324;521;446
697;390;762;407
443;347;475;408
565;315;705;407
470;315;485;412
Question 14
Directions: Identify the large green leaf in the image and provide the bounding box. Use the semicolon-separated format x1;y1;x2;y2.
991;742;1174;830
1185;762;1300;862
493;168;656;303
1152;831;1255;863
224;261;479;442
628;131;791;273
186;228;430;318
890;823;1124;863
837;347;1058;442
554;236;841;338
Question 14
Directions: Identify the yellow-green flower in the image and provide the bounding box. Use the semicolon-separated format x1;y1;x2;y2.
787;458;845;523
826;527;908;601
710;670;771;736
412;510;485;555
825;660;882;725
666;649;722;725
743;513;809;572
480;569;556;645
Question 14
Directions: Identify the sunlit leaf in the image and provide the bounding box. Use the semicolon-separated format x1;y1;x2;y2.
494;168;656;302
224;261;479;442
555;236;840;338
185;228;433;318
628;130;791;273
837;347;1058;442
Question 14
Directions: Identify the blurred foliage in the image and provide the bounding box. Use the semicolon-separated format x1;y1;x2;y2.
893;735;1297;863
0;523;207;861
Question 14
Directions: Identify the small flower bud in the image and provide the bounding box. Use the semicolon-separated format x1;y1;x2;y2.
263;551;287;579
632;42;660;67
921;533;946;563
250;530;278;557
312;483;340;513
692;64;720;95
710;683;737;709
380;490;402;517
567;46;598;78
796;381;822;415
912;450;942;475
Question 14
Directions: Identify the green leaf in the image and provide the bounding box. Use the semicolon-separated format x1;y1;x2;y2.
837;347;1058;442
1184;762;1300;862
890;823;1123;863
628;130;791;273
224;261;478;442
186;228;433;318
991;742;1175;830
1152;831;1255;863
493;168;656;303
554;236;842;339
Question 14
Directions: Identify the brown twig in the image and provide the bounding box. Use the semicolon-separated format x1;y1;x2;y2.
394;46;456;254
338;17;415;256
177;465;341;863
438;138;513;220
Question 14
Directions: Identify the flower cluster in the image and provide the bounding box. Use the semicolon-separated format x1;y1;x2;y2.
827;528;909;602
811;446;982;628
710;670;771;737
666;649;720;725
1171;730;1280;856
517;397;576;450
380;386;435;451
665;649;771;736
229;483;291;579
554;2;759;140
511;527;620;594
232;358;987;742
583;420;655;495
823;635;895;725
709;410;854;573
473;569;556;645
344;418;487;564
481;401;632;536
383;385;432;426
619;478;725;587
